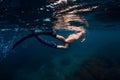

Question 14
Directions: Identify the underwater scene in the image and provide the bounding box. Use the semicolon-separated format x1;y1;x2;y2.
0;0;120;80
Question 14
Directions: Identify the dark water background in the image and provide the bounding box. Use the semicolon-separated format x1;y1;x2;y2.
0;0;120;80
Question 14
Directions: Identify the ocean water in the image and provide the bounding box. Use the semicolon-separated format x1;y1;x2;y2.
0;0;120;80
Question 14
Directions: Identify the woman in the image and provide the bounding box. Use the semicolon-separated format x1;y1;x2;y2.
55;26;86;49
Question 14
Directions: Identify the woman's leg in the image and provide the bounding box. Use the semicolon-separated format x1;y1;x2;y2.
56;35;66;42
57;42;70;49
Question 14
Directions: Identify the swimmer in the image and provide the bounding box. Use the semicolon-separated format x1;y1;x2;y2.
54;26;86;49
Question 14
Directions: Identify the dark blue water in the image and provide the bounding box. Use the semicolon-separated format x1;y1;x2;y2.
0;0;120;80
